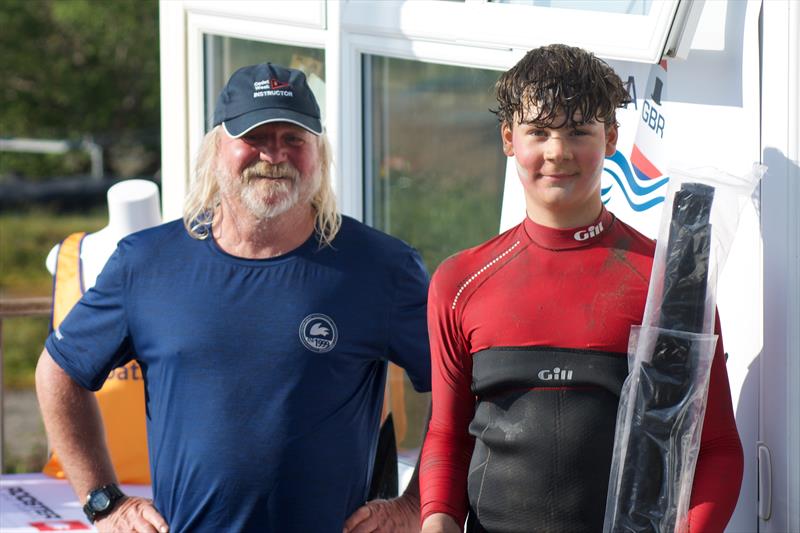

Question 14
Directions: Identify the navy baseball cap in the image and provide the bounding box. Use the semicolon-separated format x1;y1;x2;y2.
213;63;322;138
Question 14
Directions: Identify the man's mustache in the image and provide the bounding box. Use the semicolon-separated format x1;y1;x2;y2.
241;161;300;182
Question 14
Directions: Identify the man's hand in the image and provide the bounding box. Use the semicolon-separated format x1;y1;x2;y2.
94;496;168;533
343;493;420;533
420;513;461;533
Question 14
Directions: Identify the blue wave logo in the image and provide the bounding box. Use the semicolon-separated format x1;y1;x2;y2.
602;151;669;212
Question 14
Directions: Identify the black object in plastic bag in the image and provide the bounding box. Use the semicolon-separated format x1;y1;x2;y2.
611;183;715;533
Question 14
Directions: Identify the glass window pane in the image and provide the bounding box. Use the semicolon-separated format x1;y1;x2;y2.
203;35;325;132
364;55;506;455
364;56;506;271
490;0;652;15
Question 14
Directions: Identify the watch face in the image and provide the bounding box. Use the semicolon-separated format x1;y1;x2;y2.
90;492;111;512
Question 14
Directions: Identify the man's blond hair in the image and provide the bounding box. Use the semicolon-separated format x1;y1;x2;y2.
182;126;341;247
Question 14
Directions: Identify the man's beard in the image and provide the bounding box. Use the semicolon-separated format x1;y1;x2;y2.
218;160;320;220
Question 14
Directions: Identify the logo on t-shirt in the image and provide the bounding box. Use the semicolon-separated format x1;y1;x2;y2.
299;313;338;353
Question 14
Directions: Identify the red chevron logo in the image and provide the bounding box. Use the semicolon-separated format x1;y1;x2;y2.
269;79;291;90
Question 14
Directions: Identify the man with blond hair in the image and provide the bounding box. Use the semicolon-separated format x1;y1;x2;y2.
36;63;430;533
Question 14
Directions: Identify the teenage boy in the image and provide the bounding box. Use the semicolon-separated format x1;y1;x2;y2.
419;44;743;533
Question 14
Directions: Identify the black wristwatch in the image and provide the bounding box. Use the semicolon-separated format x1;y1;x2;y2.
83;483;125;523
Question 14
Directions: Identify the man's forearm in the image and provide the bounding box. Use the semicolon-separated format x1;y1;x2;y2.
35;348;118;502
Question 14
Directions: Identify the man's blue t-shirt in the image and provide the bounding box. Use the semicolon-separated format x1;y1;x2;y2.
45;216;431;532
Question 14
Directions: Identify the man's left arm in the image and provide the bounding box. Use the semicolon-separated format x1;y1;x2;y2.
344;249;431;533
686;319;744;531
343;404;430;533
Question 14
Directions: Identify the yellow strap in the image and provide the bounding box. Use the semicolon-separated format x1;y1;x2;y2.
51;232;86;329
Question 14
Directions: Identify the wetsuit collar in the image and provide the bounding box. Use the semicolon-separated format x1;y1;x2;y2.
523;207;615;250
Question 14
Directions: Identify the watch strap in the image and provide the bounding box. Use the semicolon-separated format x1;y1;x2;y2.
83;483;125;523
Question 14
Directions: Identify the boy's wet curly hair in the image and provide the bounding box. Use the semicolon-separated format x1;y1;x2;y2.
494;44;631;129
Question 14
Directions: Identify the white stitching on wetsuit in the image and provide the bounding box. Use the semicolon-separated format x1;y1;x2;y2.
473;424;492;521
451;241;520;311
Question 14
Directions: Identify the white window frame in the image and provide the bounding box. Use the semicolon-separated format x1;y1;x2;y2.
341;0;701;64
759;1;800;531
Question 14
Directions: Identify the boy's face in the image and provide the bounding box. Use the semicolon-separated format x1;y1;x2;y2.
501;106;617;228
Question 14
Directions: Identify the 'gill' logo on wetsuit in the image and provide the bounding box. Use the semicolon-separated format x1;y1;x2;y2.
299;314;338;353
537;367;574;381
574;221;604;241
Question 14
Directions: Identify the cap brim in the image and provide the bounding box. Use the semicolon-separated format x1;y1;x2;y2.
222;108;322;138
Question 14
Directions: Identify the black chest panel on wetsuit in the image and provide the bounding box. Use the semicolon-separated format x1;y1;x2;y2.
466;347;629;533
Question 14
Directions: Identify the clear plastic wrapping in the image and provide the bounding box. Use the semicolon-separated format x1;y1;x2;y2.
603;164;766;533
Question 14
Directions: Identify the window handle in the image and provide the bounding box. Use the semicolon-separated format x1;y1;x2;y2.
758;441;772;521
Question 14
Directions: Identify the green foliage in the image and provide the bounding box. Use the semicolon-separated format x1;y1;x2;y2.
366;54;505;273
3;316;50;389
1;0;158;473
0;209;108;297
374;170;503;273
0;0;160;180
4;439;48;474
1;209;108;473
1;209;107;387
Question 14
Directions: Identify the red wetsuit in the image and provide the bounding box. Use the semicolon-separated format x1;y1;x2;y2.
420;207;743;532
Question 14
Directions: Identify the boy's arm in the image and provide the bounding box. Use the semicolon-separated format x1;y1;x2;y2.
686;318;744;531
419;271;475;528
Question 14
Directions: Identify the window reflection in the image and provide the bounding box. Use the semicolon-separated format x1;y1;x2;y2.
364;55;506;454
364;55;505;272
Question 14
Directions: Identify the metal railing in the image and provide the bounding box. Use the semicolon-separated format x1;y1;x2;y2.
0;297;52;472
0;137;104;180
